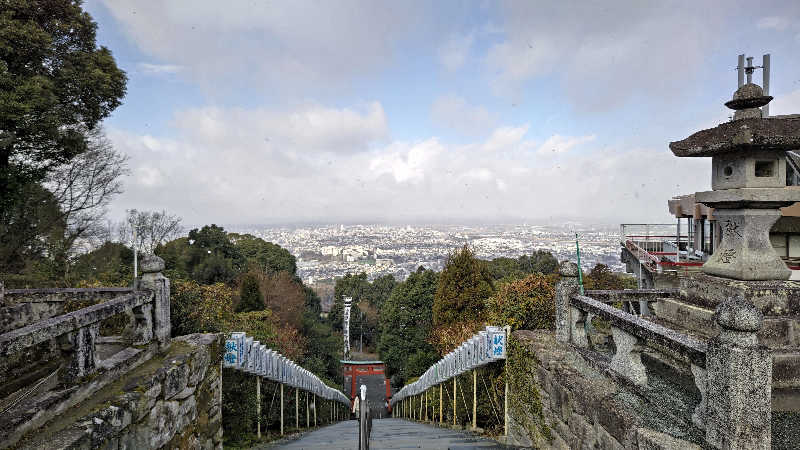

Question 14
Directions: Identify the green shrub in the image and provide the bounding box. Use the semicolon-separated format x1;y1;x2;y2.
485;273;556;331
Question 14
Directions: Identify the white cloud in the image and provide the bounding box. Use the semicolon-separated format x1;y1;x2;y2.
137;63;183;75
172;102;388;154
108;109;708;225
431;95;497;136
482;126;530;152
486;2;723;110
536;134;596;155
757;16;790;31
437;32;475;71
101;0;427;95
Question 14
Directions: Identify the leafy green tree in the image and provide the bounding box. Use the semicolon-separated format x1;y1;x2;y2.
0;0;126;218
487;250;559;282
329;272;369;332
378;267;438;386
584;263;629;290
170;280;234;336
0;183;63;274
156;225;245;284
520;250;559;274
369;274;397;311
236;273;265;313
329;272;395;351
485;273;556;331
70;241;133;286
229;233;297;275
433;245;494;327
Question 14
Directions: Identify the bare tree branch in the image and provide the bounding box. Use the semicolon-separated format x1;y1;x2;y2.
45;126;129;256
119;209;184;254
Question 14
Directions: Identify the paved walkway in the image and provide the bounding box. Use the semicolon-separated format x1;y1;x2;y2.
266;418;506;449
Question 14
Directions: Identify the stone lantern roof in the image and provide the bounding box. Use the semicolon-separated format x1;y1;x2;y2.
668;78;800;280
670;82;800;157
669;117;800;157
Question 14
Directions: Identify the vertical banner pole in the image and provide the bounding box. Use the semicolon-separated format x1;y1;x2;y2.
472;370;477;430
257;377;262;438
306;391;310;428
504;325;511;438
295;388;299;430
425;390;428;421
314;395;317;427
439;384;443;425
576;233;585;295
280;384;284;436
453;377;457;427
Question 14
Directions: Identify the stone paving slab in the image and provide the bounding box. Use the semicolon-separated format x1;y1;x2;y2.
265;418;506;449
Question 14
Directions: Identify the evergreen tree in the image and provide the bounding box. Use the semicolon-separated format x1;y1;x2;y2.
236;273;264;312
377;267;438;386
433;245;494;327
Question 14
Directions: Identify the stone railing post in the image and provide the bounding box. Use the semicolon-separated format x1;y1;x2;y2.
131;302;154;345
58;323;99;382
691;363;707;430
705;298;771;449
555;261;579;343
137;254;170;349
609;326;647;386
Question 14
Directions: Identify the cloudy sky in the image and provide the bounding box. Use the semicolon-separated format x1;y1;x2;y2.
85;0;800;226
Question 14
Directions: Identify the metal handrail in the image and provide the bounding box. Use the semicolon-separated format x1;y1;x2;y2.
358;386;371;450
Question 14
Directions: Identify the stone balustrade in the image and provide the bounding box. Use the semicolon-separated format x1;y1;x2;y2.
584;288;677;317
0;255;171;448
556;261;773;449
0;256;169;384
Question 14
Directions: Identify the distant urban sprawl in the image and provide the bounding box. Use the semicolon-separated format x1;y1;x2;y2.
227;224;623;284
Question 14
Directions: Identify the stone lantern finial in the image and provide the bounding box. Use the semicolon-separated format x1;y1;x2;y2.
725;83;772;120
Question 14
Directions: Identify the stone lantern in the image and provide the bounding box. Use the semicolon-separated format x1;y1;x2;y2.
669;83;800;280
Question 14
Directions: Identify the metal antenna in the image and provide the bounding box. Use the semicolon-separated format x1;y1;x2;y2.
746;56;755;84
735;53;770;117
763;54;771;117
738;54;745;87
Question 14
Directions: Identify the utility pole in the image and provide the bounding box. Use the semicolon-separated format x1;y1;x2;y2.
360;310;363;353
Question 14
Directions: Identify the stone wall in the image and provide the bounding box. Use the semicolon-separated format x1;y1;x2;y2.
18;333;224;450
507;330;701;450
